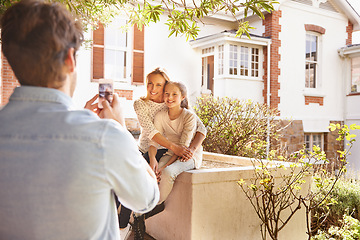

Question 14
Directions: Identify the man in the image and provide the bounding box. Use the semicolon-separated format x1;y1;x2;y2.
0;1;159;239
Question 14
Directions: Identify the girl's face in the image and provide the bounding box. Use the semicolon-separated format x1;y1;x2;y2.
147;73;167;102
164;83;184;109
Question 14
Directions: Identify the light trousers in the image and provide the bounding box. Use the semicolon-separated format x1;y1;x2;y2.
158;155;195;203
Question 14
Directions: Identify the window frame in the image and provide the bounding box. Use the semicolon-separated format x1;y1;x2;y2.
305;32;320;89
304;133;324;152
351;56;360;94
91;17;134;84
103;18;132;83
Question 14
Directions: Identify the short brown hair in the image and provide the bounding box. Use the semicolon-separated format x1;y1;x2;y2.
1;0;84;88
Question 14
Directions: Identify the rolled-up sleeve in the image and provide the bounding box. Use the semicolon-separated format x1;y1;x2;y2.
102;121;159;213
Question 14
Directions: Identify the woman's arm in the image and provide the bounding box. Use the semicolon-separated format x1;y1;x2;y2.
148;145;159;173
134;100;191;158
152;133;191;158
158;154;178;173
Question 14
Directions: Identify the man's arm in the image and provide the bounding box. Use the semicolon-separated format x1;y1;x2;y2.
104;123;159;214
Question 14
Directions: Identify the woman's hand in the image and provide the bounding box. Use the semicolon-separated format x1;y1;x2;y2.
149;158;158;174
172;144;193;160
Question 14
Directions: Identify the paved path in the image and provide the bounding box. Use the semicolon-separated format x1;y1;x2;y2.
127;231;155;240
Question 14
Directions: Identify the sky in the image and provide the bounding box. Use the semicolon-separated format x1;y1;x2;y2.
347;0;360;43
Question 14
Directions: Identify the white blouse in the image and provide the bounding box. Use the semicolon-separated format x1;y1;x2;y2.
134;98;207;153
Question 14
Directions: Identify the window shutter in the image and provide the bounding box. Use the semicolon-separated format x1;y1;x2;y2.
132;25;144;85
92;24;104;81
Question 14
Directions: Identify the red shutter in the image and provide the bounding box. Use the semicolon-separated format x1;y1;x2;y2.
92;24;104;81
132;25;144;85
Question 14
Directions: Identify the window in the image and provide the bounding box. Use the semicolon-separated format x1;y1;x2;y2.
104;18;129;81
351;56;360;93
229;45;238;75
218;45;224;75
240;46;248;76
304;133;323;152
305;33;318;88
92;17;144;84
251;48;259;77
226;44;260;78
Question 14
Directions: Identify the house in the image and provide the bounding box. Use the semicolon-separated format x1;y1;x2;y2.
1;0;360;170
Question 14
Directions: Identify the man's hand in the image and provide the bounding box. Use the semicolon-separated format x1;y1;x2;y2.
85;94;125;126
84;94;99;112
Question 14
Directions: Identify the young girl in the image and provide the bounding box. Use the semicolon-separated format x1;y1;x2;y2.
149;81;203;203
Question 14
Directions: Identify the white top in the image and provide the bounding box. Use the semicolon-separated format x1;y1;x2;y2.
134;98;207;153
152;108;203;169
0;87;159;240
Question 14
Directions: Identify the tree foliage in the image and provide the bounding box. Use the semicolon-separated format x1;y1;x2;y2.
0;0;278;39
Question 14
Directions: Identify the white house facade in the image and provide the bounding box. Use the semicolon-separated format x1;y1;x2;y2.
1;0;360;170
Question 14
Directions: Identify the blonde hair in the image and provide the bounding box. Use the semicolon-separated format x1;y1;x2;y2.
141;67;170;101
166;81;189;109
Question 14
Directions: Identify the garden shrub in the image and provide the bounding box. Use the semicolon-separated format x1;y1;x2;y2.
313;213;360;240
194;95;286;158
312;176;360;233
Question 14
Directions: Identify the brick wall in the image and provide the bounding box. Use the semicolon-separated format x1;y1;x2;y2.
304;96;323;106
1;57;19;106
263;11;282;113
346;20;353;46
114;89;133;100
304;24;326;34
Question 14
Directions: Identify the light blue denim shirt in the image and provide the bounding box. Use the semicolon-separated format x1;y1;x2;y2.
0;86;159;240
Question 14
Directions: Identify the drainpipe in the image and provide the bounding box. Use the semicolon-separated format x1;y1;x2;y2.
266;40;271;158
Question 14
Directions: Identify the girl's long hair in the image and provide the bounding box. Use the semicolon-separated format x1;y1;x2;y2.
142;67;170;101
167;81;189;109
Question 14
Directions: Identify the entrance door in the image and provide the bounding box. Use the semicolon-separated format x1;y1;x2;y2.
202;55;214;94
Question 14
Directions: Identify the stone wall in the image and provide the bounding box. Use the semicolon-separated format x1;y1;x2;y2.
276;119;344;169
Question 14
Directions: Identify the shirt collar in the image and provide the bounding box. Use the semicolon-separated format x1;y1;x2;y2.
9;86;76;109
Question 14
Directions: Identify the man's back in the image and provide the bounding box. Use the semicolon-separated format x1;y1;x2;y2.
0;86;159;239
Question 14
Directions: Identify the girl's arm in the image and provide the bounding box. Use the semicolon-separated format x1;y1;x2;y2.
181;115;207;161
179;111;197;147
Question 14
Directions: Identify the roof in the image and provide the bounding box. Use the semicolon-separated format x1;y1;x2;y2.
338;43;360;57
189;30;271;48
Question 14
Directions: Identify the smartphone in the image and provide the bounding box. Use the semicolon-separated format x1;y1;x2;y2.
98;79;114;108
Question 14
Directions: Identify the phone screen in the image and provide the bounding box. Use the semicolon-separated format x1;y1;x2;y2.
98;79;114;108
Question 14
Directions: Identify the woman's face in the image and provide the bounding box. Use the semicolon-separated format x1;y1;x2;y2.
147;73;166;102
